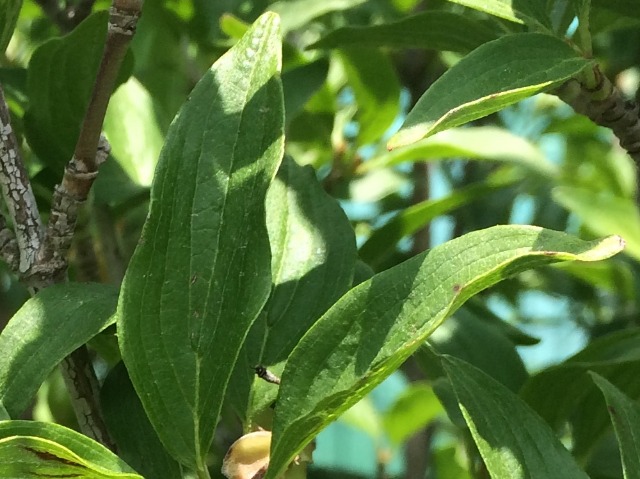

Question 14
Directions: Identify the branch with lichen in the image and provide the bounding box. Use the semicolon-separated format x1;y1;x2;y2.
556;64;640;178
0;0;144;449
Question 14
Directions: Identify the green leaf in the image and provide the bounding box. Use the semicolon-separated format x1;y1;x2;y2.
521;329;640;459
23;11;132;172
266;225;624;478
338;47;400;145
0;420;141;478
553;186;640;262
442;356;589;479
228;156;357;421
0;283;118;418
359;173;518;266
282;59;329;125
340;397;383;440
103;78;164;187
0;0;22;53
364;126;556;176
270;0;367;33
423;308;529;392
264;157;356;364
117;12;283;469
130;3;190;128
383;382;443;444
388;33;592;149
591;0;640;20
445;0;550;28
101;363;182;479
308;11;498;53
590;373;640;479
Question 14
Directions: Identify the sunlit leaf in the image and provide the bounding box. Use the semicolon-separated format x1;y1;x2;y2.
118;13;283;469
266;226;623;478
388;33;592;149
0;283;118;418
443;356;589;479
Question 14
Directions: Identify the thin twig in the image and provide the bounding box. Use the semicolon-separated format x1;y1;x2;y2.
0;85;43;276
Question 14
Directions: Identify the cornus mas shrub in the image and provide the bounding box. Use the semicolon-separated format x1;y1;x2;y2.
0;1;638;478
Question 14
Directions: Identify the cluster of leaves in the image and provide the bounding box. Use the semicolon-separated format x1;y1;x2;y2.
0;0;639;478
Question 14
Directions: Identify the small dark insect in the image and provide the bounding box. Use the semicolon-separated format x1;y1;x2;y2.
254;365;281;385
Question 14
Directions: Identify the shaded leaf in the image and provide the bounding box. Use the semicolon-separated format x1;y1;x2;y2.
103;78;164;186
338;47;400;145
521;329;640;459
445;0;550;28
308;11;498;53
422;308;529;392
0;420;140;478
228;156;356;422
117;13;284;469
282;59;329;125
101;363;183;479
553;186;640;261
388;33;592;149
442;356;589;479
363;126;555;176
590;373;640;479
270;0;367;33
0;0;22;52
23;11;132;172
359;173;518;266
266;226;623;478
0;283;118;417
383;382;443;444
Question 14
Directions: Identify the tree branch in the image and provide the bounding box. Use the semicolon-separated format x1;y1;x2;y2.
556;65;640;180
0;0;144;450
0;212;19;271
0;85;43;275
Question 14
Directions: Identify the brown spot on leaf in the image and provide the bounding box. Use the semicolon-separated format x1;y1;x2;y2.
22;446;79;468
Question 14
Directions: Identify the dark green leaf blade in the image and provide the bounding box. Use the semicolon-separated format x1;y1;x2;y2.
339;47;400;145
0;0;22;52
263;157;356;365
228;156;357;421
0;283;118;417
591;372;640;479
388;33;592;149
23;11;132;172
101;363;182;479
308;11;498;53
521;329;640;459
359;173;517;266
0;420;141;478
442;356;589;479
445;0;550;28
117;12;284;469
266;226;623;478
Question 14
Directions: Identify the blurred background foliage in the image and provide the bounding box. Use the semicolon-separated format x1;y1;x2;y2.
1;0;639;478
